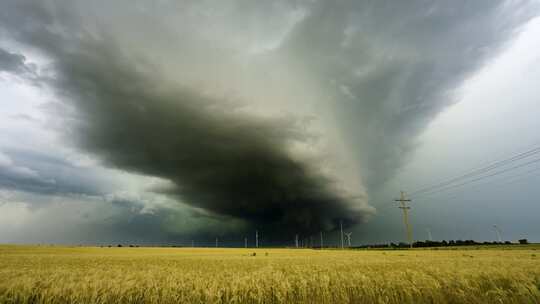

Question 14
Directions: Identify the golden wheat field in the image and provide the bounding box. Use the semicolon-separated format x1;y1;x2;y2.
1;245;539;304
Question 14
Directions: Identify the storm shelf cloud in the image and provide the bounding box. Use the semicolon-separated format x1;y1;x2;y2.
0;0;538;243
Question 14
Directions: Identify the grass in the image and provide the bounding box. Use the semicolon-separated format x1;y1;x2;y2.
1;245;539;303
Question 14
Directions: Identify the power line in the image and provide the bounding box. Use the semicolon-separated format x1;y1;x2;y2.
410;146;540;196
376;144;540;218
377;167;540;217
416;165;540;202
411;146;540;195
413;157;540;198
376;159;540;217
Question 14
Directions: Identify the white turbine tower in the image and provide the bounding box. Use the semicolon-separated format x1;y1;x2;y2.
345;232;352;247
426;228;433;242
493;225;503;243
255;230;259;248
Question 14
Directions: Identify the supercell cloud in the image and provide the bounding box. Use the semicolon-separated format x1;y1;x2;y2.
0;0;537;243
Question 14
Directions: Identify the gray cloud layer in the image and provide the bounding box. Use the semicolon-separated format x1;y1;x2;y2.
0;0;537;242
0;149;111;196
0;48;28;73
277;1;538;191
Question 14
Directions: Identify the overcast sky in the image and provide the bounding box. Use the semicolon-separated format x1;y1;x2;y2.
1;0;539;246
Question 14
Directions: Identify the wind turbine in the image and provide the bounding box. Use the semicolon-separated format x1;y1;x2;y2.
426;228;433;242
345;232;352;247
493;225;503;243
255;230;259;248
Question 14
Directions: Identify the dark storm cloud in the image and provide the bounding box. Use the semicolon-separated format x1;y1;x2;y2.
0;0;370;238
1;0;537;242
61;53;367;237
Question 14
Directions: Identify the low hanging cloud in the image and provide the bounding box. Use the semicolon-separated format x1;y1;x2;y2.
0;0;538;242
0;0;372;239
64;61;368;237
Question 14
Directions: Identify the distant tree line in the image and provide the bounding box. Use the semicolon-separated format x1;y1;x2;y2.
351;239;529;249
98;239;529;249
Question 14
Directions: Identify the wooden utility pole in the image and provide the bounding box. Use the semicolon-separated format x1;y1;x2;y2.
395;191;413;248
295;234;299;248
215;237;218;248
320;231;323;249
244;237;247;248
